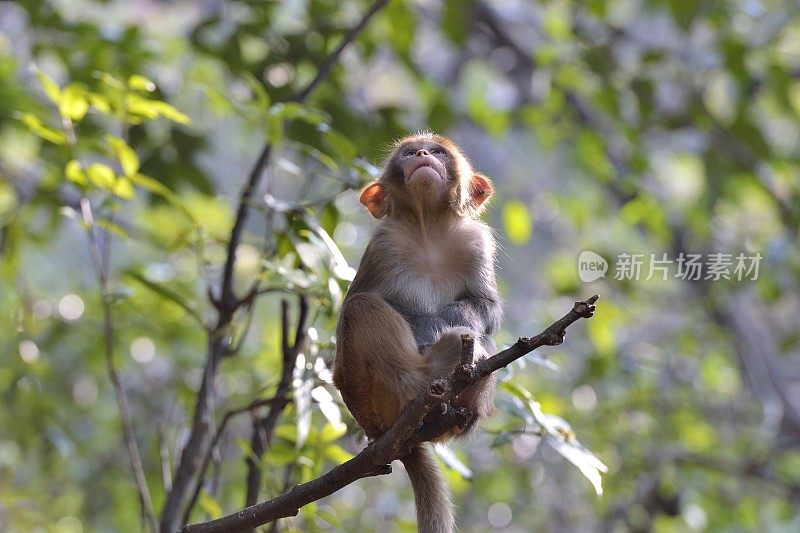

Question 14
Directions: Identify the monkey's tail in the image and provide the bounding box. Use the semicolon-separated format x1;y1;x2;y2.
400;444;454;533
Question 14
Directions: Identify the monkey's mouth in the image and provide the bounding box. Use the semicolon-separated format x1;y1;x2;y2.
407;162;443;183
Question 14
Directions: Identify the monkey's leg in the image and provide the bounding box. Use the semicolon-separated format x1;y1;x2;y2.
336;292;430;435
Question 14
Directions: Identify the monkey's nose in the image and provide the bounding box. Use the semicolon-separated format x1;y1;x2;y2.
416;149;430;156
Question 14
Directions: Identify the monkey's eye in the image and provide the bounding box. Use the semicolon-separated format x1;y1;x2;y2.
431;148;446;155
403;150;416;157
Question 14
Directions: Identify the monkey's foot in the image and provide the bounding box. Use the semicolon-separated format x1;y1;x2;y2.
428;378;450;399
418;403;476;441
452;406;475;430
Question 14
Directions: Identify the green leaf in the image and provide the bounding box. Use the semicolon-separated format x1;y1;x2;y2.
441;0;468;44
491;433;513;448
500;380;534;402
127;74;155;92
18;113;66;145
107;135;140;177
88;93;111;114
129;173;197;224
65;160;86;186
575;130;613;182
124;270;203;323
86;163;116;190
34;69;61;104
544;433;608;495
322;444;354;464
59;83;89;121
152;101;191;124
268;441;299;465
268;113;284;144
303;216;356;281
542;10;571;41
0;180;18;224
320;203;338;235
198;491;222;519
242;71;270;110
99;72;126;90
324;128;357;161
319;421;347;443
502;200;532;245
126;94;191;124
125;95;160;119
271;102;326;125
95;218;130;239
316;509;342;529
112;177;135;200
434;444;473;479
386;0;414;56
275;424;297;443
295;142;339;175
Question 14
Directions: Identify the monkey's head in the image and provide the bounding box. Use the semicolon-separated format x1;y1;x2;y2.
359;133;493;220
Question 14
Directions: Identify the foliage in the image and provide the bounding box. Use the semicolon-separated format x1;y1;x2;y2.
1;0;799;531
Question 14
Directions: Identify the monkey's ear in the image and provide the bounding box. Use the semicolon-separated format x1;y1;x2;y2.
468;174;493;210
359;182;388;219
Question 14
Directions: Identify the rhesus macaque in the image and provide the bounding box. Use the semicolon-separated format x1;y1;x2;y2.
333;133;502;533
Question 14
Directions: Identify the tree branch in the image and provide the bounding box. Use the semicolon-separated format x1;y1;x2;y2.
244;296;309;512
180;396;281;527
80;198;158;532
158;2;389;529
289;0;390;104
180;295;599;533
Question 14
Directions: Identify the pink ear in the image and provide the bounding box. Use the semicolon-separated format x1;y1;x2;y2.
359;182;388;219
468;174;493;208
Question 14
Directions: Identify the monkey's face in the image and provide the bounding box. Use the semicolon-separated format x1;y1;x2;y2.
359;133;492;220
396;140;452;205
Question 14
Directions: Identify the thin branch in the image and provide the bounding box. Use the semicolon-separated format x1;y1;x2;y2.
159;0;389;528
289;0;390;103
244;296;309;512
180;296;598;533
159;427;173;493
80;198;158;532
181;396;281;527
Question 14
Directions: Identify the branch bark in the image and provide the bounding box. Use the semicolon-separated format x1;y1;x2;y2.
180;295;599;533
158;2;390;530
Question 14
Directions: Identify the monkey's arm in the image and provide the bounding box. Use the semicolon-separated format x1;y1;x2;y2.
386;292;501;352
384;298;449;350
437;293;502;337
439;253;502;338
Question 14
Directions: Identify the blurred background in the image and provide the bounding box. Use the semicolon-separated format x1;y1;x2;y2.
1;0;799;531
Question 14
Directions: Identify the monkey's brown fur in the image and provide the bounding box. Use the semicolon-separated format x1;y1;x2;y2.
334;133;502;533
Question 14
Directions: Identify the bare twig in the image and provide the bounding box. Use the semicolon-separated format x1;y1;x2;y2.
158;1;390;529
180;296;599;533
159;427;173;493
289;0;390;104
180;396;281;527
80;198;159;532
244;297;309;512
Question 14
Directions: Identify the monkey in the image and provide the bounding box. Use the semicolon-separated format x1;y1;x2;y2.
333;132;502;533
